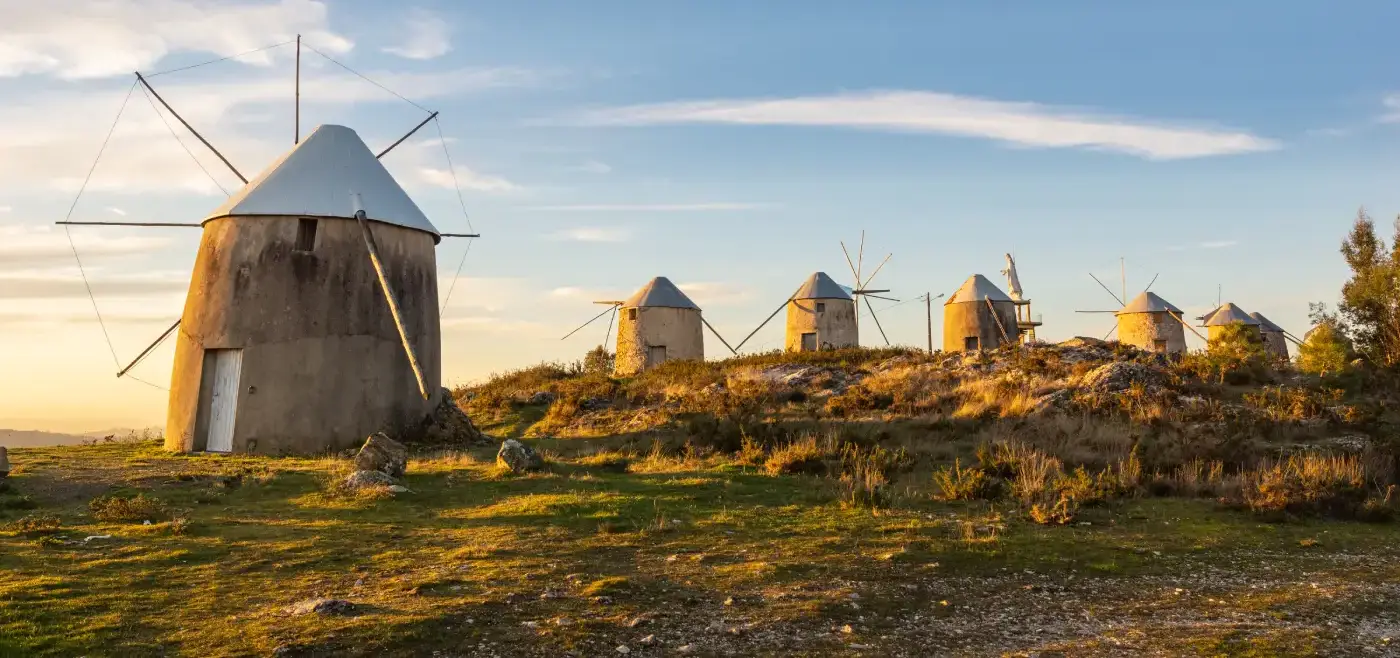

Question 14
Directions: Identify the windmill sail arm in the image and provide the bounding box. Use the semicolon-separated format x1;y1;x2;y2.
352;194;429;400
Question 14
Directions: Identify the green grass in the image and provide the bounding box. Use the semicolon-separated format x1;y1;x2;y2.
0;441;1396;657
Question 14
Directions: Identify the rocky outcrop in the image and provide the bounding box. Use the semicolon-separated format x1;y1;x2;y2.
353;433;406;479
497;439;544;473
1080;361;1169;394
419;388;488;446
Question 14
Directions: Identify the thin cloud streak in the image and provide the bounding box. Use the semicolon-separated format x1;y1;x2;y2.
523;202;775;212
547;227;632;243
576;90;1280;160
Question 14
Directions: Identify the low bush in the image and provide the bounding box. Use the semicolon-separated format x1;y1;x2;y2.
764;436;832;476
933;459;998;501
89;494;169;523
9;513;60;536
1241;454;1373;519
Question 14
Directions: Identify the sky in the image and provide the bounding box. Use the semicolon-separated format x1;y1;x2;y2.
2;0;1399;432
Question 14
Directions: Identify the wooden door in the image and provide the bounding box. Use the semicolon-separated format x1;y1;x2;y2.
201;349;243;453
646;345;667;369
800;333;817;351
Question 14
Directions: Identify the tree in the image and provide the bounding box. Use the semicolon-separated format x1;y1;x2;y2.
1297;320;1352;376
1206;320;1271;384
1336;208;1400;365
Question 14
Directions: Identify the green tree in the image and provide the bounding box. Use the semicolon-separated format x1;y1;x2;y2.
1337;208;1400;365
1206;320;1271;384
1298;303;1354;376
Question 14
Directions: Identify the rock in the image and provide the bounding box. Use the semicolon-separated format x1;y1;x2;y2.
387;485;410;494
1030;389;1073;415
0;446;8;479
344;470;396;489
286;598;356;616
524;390;556;405
420;388;489;446
1080;361;1168;394
615;645;630;654
353;433;407;479
639;634;656;645
497;439;544;473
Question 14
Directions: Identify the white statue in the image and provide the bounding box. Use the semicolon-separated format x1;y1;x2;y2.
1001;253;1023;301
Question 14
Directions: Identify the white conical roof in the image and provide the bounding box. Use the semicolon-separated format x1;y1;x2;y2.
622;277;699;309
946;274;1011;305
204;124;439;239
792;272;852;301
1202;302;1259;327
1117;291;1183;315
1249;312;1285;333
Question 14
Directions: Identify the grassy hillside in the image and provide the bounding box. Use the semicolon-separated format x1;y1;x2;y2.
3;341;1399;656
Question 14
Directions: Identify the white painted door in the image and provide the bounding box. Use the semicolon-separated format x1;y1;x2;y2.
204;349;243;453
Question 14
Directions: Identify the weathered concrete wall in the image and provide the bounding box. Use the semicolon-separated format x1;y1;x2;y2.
614;306;704;376
943;301;1019;352
785;298;857;351
1261;331;1290;360
166;215;441;455
1117;312;1187;354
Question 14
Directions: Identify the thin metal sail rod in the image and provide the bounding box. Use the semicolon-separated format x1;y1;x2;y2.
701;316;738;355
352;195;428;400
561;304;619;341
1088;272;1124;306
863;296;890;346
56;221;201;227
378;111;440;159
116;319;181;377
295;34;301;144
135;72;247;184
735;298;791;352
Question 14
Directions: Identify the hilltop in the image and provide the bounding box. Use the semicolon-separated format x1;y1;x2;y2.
2;340;1399;656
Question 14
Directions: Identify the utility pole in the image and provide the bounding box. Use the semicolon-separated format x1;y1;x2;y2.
926;292;933;354
295;34;301;144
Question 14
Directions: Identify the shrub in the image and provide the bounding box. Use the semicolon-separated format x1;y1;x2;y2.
89;494;169;523
1243;385;1355;423
836;443;904;509
1029;495;1079;525
764;435;832;476
1297;321;1353;376
1242;454;1369;518
9;513;60;536
975;441;1038;480
933;459;998;501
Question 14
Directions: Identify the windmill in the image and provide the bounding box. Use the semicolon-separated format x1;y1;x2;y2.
562;277;735;375
54;36;482;455
1074;258;1206;350
733;232;896;352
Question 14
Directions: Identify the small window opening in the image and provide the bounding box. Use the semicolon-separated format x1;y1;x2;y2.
815;302;826;313
964;336;980;351
627;308;638;321
1153;340;1168;352
295;218;317;252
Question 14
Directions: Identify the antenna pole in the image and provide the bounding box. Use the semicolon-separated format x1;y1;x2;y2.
135;71;247;184
1120;257;1126;308
926;292;933;354
377;111;440;159
295;34;301;145
1217;284;1221;306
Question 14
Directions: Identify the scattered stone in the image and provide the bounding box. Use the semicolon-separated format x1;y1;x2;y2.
639;634;656;645
497;439;544;473
286;598;356;616
387;485;410;494
353;433;407;479
626;615;653;628
344;469;396;490
525;391;557;405
420;388;488;446
677;645;694;654
615;645;630;654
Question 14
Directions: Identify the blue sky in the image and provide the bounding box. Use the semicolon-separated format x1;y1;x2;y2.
2;0;1398;431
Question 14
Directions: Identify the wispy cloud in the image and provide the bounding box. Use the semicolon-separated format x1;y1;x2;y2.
0;272;187;299
572;160;612;175
547;227;632;243
0;0;352;80
1167;240;1238;252
1380;94;1400;123
575;90;1279;160
523;202;775;212
677;282;754;307
382;8;452;60
0;225;171;270
416;166;519;193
